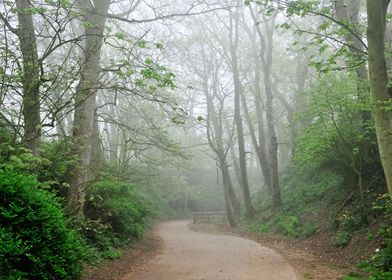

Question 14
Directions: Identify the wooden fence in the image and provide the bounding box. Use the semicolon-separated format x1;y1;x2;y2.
193;211;227;224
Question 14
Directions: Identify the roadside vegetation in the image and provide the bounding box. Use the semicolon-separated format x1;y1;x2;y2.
0;1;392;279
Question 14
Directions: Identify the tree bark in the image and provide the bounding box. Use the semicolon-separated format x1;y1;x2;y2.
229;142;242;189
250;8;282;212
238;19;272;191
89;111;104;181
219;155;237;227
67;0;110;216
292;53;309;149
230;9;255;219
119;128;128;168
15;0;41;156
366;0;392;196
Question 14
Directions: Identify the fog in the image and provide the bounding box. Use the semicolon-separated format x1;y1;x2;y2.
3;1;392;278
1;0;389;223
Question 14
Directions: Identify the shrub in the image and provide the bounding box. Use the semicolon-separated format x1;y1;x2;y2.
365;195;392;278
301;222;318;238
84;180;153;251
0;168;86;280
334;230;352;248
247;213;318;238
277;215;301;237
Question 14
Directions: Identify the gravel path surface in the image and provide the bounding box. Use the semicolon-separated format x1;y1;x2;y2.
124;220;298;280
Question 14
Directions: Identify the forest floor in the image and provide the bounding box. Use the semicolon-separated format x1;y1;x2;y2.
82;232;162;280
82;220;356;280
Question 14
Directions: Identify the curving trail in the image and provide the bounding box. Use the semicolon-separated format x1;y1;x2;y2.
125;220;298;280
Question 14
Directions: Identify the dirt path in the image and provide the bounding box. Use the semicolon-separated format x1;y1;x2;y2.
122;220;298;280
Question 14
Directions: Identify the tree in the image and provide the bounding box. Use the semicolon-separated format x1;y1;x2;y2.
15;0;41;156
249;6;282;212
240;19;271;196
204;69;238;227
366;0;392;197
230;5;255;219
197;39;240;226
66;0;111;216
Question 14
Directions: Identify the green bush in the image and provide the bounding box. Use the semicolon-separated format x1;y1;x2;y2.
0;168;86;280
277;215;301;237
84;180;153;252
301;222;318;238
244;213;318;238
334;230;352;248
276;215;318;238
364;195;392;279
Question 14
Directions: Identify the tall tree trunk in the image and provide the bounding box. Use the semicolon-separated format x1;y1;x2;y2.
90;111;104;181
119;128;128;168
223;123;243;211
251;9;282;212
264;17;282;212
229;142;242;188
103;121;118;162
219;155;237;227
292;53;309;150
221;148;241;216
241;20;272;193
385;4;392;69
65;109;73;135
265;75;282;213
15;0;41;156
67;0;110;216
230;9;255;219
241;79;271;193
366;0;392;196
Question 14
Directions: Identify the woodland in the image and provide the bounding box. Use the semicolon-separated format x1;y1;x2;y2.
0;0;391;279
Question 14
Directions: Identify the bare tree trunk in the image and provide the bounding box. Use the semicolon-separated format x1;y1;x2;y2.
229;143;242;187
119;128;128;168
230;9;255;219
222;145;241;216
366;0;392;196
241;83;271;193
250;8;282;212
90;111;104;181
221;139;241;215
65;109;73;135
219;156;237;227
55;114;67;140
67;0;110;216
15;0;41;156
385;4;392;69
292;53;309;149
265;78;282;213
103;120;118;162
238;21;270;186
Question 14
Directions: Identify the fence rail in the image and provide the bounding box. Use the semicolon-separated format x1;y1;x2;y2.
193;211;227;224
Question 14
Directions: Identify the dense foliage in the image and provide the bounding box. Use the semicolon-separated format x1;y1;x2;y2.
242;70;391;279
84;180;153;255
0;168;86;280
